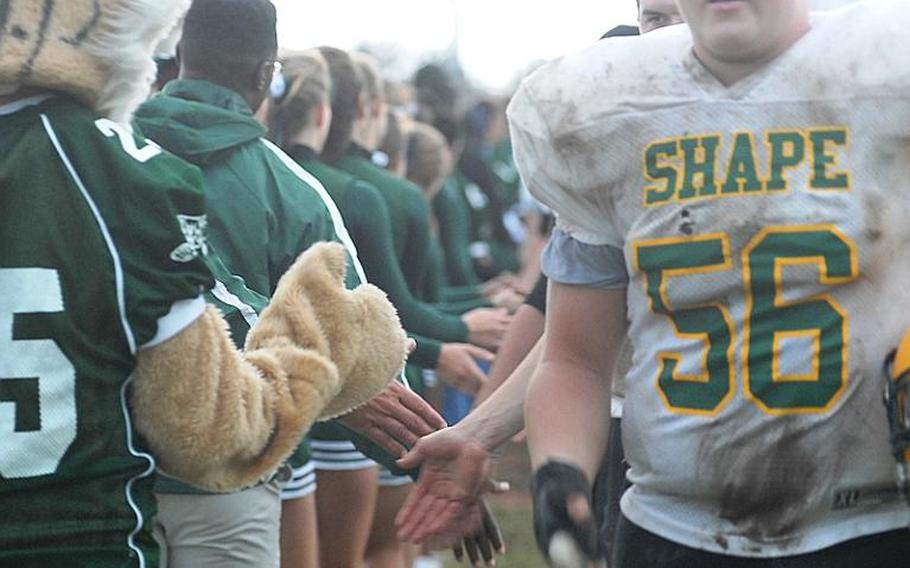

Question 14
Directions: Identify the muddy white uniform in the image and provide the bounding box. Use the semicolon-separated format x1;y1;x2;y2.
509;0;910;557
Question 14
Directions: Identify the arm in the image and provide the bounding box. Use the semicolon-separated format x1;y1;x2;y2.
474;303;545;405
434;182;481;287
526;281;627;478
526;282;626;566
395;338;543;543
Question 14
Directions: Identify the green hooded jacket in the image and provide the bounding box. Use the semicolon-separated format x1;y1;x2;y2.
135;80;339;297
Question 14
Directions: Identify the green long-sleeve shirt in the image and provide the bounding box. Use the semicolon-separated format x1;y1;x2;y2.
336;145;432;293
433;174;481;287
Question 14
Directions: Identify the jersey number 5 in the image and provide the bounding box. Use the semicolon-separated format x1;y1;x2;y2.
634;225;858;416
0;268;77;478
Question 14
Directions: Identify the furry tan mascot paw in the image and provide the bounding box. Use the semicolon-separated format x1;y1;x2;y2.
135;242;407;491
247;242;410;420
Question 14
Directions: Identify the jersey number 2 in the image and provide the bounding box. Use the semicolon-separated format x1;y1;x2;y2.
634;225;858;416
0;268;77;478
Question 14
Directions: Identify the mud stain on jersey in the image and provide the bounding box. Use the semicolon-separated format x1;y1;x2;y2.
862;184;885;244
696;417;847;550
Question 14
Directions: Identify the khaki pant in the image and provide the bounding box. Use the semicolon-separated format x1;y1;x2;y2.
154;481;281;568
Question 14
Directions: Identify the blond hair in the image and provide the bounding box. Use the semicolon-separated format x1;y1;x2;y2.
269;49;331;148
405;122;451;193
351;51;384;103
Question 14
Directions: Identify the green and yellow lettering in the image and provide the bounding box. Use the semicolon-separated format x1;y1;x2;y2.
679;136;720;199
766;131;805;192
644;140;680;205
722;133;763;194
810;129;849;190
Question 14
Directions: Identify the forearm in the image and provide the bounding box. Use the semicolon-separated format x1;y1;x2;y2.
525;358;613;482
133;307;340;491
525;283;628;481
456;339;544;452
474;304;545;404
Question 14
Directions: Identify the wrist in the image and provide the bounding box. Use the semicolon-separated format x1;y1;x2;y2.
456;413;505;453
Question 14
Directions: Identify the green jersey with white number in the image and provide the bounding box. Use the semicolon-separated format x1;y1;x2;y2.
0;95;212;567
511;1;910;557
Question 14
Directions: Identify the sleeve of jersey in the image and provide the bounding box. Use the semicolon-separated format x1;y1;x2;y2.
508;82;623;248
541;228;629;290
67;125;215;350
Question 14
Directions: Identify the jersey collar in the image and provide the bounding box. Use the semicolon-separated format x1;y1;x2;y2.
0;93;54;116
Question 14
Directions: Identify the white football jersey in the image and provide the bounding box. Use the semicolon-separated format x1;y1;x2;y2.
510;0;910;557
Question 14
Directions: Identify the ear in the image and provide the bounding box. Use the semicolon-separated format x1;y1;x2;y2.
314;103;328;129
355;93;369;121
256;61;273;92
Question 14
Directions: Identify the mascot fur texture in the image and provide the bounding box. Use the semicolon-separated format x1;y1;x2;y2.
0;0;189;122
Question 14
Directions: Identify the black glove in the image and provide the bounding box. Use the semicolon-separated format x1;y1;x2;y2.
532;460;604;567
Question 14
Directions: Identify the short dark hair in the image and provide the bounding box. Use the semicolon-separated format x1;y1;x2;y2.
600;24;640;40
180;0;278;76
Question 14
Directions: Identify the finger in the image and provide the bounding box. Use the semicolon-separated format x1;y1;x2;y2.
395;443;424;470
463;536;481;566
366;426;408;458
398;387;448;430
406;338;417;355
382;417;424;448
473;529;495;565
414;498;473;543
461;362;486;395
398;491;447;541
453;542;465;563
481;500;505;554
567;493;593;525
380;399;436;439
466;345;496;362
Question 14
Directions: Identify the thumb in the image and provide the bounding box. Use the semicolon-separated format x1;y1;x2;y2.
463;362;486;394
396;442;424;469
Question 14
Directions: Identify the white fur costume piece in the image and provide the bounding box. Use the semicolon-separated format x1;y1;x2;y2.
0;0;188;122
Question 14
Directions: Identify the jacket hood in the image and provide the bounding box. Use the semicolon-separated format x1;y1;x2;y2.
134;79;266;165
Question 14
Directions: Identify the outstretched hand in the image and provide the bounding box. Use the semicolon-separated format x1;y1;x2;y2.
338;380;447;458
395;426;506;543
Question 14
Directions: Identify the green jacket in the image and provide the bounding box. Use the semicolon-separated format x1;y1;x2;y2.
135;80;339;297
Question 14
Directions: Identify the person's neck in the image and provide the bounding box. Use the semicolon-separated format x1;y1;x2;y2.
288;129;324;154
178;69;259;110
350;121;377;152
694;21;811;86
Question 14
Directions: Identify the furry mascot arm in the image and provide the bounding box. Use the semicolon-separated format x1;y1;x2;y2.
132;243;408;491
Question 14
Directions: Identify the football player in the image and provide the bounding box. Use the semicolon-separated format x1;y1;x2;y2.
0;0;408;565
638;0;685;33
511;0;910;566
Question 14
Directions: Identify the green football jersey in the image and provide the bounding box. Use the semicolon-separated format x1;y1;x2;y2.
0;95;213;567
